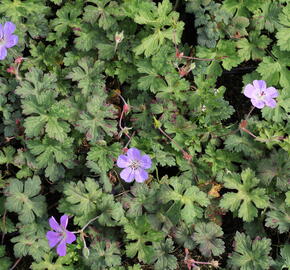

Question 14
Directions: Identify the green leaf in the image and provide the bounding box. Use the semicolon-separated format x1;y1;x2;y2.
237;31;270;61
31;253;74;270
161;177;210;224
257;149;290;191
153;238;177;270
11;223;50;262
66;57;105;97
27;136;75;181
261;88;290;123
192;222;225;257
0;146;15;165
133;0;184;57
228;232;272;270
276;28;290;51
219;169;269;222
0;0;50;23
286;191;290;207
224;134;264;158
257;46;290;89
121;182;159;218
83;240;121;270
59;178;102;226
217;40;243;70
173;223;196;250
125;216;164;264
59;178;124;227
83;0;118;30
280;245;290;269
76;95;118;142
74;23;101;51
5;176;46;224
276;4;290;51
0;246;12;270
265;202;290;234
15;68;57;98
87;142;121;173
252;1;281;32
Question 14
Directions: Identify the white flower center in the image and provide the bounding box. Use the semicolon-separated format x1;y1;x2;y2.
130;160;140;170
256;90;266;100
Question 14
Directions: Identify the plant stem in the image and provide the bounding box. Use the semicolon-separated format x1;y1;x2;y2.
10;257;22;270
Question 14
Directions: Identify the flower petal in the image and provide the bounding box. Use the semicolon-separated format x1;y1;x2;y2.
253;80;266;90
266;87;278;98
60;215;68;229
49;216;61;232
140;155;152;169
265;98;277;108
65;231;76;244
120;167;135;182
0;46;7;60
5;35;18;48
3;22;16;35
251;99;265;109
117;155;130;168
244;84;256;98
0;24;3;39
134;168;148;183
56;240;67;256
127;148;141;161
46;231;61;248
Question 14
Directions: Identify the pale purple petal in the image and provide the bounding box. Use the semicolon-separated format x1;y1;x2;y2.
49;216;62;232
65;231;76;244
0;24;3;39
0;46;7;60
5;35;18;48
3;22;16;35
127;148;141;161
117;155;130;168
253;80;266;90
120;167;135;182
134;168;148;183
140;155;152;169
56;240;67;256
251;99;265;109
265;98;276;108
244;84;256;98
60;215;68;229
46;231;61;248
266;87;278;98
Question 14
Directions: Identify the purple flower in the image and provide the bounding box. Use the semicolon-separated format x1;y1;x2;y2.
244;80;278;109
117;148;152;183
0;22;18;60
46;215;76;256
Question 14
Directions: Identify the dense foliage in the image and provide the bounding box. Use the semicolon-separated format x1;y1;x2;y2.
0;0;290;269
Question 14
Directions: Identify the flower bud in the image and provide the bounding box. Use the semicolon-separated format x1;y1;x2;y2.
7;66;16;74
123;103;130;113
15;57;23;64
115;31;124;44
82;246;90;259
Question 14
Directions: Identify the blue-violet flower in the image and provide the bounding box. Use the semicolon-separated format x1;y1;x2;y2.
46;215;76;256
117;148;151;183
244;80;278;109
0;22;18;60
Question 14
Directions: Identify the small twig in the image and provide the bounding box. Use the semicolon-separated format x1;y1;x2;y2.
10;257;22;270
1;210;7;244
245;106;255;120
173;0;180;10
71;215;100;234
156;123;192;161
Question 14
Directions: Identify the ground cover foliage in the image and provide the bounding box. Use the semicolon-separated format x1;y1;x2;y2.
0;0;290;269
